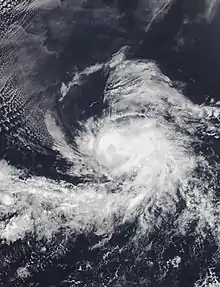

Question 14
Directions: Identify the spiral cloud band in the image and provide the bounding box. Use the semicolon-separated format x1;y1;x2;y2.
0;50;219;249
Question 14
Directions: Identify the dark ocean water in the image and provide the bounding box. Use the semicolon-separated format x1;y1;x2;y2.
0;1;220;286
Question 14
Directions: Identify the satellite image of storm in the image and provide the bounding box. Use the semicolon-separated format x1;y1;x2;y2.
1;0;220;286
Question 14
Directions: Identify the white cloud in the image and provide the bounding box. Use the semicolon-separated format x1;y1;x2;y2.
0;51;220;246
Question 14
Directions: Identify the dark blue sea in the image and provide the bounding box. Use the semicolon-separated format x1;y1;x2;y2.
0;1;220;286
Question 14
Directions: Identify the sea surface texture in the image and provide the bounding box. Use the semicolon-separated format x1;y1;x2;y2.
0;1;220;286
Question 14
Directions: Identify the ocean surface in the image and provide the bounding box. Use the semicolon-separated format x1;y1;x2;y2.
0;1;220;286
